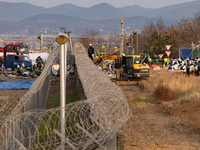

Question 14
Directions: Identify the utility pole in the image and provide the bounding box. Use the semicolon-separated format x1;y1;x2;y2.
60;28;73;104
66;31;72;53
120;18;124;57
35;22;36;36
107;32;110;52
136;30;138;55
55;33;68;150
99;29;110;53
40;29;43;50
131;34;134;55
40;29;47;51
126;27;138;55
60;27;68;104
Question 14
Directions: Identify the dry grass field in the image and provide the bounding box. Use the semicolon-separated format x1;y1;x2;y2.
120;68;200;150
140;70;200;102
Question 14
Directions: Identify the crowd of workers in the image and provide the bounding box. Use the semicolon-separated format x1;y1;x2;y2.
168;57;200;77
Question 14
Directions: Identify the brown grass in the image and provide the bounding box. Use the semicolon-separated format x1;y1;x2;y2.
154;85;172;101
120;68;200;149
139;69;200;101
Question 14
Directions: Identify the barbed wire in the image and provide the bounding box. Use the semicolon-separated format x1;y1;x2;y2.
0;42;132;150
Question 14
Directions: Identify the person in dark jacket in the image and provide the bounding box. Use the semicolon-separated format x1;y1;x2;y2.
115;58;121;79
194;58;199;76
186;58;190;77
88;44;94;61
197;59;200;76
142;56;149;65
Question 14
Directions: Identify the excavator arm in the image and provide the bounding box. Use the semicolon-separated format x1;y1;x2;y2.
94;53;120;65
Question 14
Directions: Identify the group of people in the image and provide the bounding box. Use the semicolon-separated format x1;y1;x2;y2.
186;57;200;77
168;57;200;77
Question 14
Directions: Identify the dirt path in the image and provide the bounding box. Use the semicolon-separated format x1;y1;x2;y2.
120;82;200;150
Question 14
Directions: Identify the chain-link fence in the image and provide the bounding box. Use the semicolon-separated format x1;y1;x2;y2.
0;43;132;150
0;46;60;149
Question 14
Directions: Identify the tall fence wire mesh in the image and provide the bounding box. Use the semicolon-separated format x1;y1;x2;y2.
0;42;132;150
0;45;60;149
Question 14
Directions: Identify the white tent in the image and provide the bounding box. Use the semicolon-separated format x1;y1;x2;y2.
24;53;49;65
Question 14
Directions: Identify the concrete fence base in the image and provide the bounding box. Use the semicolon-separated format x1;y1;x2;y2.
116;131;125;150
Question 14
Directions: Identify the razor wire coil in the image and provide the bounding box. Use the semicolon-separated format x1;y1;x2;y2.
0;42;132;150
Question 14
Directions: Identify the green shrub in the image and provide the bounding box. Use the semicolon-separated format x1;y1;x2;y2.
146;97;155;103
133;97;143;103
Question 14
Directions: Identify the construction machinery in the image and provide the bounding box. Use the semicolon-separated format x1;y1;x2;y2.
94;53;150;79
94;53;120;65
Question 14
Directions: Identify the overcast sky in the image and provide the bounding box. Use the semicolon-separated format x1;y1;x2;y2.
2;0;197;8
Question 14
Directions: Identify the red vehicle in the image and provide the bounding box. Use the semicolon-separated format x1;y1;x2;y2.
0;43;29;61
0;47;4;59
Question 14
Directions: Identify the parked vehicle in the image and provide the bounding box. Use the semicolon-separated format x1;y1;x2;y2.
0;43;29;61
4;54;32;71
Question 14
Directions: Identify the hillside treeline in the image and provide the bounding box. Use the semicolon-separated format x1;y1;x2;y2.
80;13;200;58
138;12;200;58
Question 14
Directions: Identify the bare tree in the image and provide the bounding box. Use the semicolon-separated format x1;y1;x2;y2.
139;19;178;57
79;29;105;55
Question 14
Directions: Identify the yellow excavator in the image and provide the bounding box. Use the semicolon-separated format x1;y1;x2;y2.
94;53;150;78
94;53;120;65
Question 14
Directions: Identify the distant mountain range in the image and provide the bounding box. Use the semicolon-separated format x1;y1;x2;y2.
0;1;200;35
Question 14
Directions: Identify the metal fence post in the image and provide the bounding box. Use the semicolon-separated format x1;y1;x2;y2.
116;131;124;150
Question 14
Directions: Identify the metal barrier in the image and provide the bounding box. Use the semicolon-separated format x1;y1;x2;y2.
11;46;59;115
0;43;132;150
0;46;60;149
